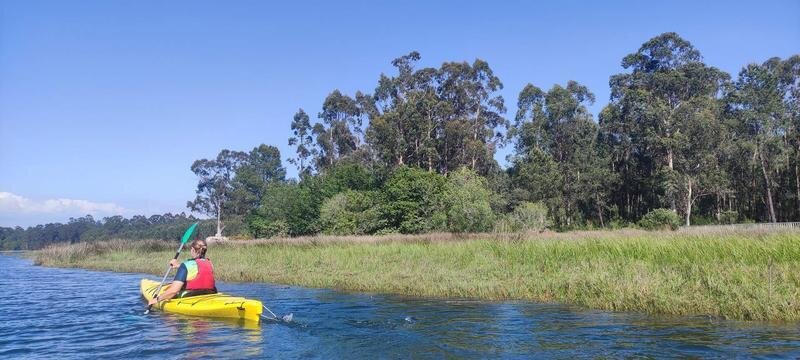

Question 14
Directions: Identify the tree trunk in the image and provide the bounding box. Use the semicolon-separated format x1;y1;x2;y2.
758;148;777;223
668;148;676;212
596;194;605;228
685;180;692;226
795;161;800;220
215;197;223;237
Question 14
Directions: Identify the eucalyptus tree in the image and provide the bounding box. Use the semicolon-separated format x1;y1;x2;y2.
288;109;316;176
364;51;506;175
230;144;287;216
511;81;610;227
368;51;441;169
780;56;800;218
187;149;248;236
436;59;508;174
726;56;800;222
603;32;729;219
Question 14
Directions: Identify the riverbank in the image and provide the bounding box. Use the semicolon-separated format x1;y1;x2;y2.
35;229;800;321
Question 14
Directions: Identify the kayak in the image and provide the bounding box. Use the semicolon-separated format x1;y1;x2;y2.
140;279;263;322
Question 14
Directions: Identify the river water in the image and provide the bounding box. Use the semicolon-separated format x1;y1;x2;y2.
1;254;799;359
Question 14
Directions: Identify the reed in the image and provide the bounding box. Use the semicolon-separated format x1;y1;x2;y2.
35;229;800;321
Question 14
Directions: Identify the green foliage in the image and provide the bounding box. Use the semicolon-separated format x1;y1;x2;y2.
494;202;551;233
187;149;248;236
230;144;286;216
638;209;682;231
443;168;495;233
251;181;320;237
247;217;288;239
246;162;380;237
380;166;447;234
719;210;739;225
320;190;383;235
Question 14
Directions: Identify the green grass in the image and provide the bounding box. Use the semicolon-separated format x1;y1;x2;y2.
35;230;800;321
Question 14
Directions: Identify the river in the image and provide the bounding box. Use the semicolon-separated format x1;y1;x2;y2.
0;254;798;359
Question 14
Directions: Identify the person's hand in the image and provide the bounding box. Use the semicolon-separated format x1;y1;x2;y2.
169;259;179;269
148;297;158;306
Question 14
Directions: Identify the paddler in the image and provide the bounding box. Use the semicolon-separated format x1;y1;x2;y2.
147;238;217;306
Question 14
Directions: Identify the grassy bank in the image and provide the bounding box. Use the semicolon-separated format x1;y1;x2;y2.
35;229;800;321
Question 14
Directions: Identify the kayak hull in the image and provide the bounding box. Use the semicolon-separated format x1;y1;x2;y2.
140;279;262;322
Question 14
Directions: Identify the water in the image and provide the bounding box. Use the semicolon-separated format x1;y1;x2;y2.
1;254;799;359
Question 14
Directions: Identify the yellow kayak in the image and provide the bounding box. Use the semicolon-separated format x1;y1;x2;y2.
140;279;262;322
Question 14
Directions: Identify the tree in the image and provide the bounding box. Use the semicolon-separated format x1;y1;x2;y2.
288;109;316;176
187;149;247;236
230;144;286;216
511;81;612;227
726;58;791;222
437;59;508;173
311;90;367;171
362;51;507;175
603;32;729;220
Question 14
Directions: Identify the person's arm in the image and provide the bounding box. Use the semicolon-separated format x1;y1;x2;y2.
147;262;186;306
148;280;184;305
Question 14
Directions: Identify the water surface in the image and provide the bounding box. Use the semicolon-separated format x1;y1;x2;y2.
1;254;798;358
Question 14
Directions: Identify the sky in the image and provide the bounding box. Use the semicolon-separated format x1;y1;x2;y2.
1;0;798;227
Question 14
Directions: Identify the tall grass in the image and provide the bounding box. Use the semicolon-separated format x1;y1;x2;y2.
35;230;800;321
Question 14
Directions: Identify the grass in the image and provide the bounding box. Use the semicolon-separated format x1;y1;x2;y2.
35;229;800;321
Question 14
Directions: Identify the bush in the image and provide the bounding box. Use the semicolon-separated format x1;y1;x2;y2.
380;166;448;234
638;208;681;231
320;190;384;235
719;210;739;224
444;168;496;233
247;217;288;238
494;202;551;233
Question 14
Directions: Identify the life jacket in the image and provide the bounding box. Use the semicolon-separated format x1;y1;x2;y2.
183;258;216;291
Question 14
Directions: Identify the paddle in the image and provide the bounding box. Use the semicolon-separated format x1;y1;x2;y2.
262;305;294;323
144;222;199;315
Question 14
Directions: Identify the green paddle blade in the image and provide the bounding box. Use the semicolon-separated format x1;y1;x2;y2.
180;222;199;244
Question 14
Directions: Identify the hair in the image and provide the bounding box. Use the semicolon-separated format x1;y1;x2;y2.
191;238;208;258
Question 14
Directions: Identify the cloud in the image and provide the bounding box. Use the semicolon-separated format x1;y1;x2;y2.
0;191;127;218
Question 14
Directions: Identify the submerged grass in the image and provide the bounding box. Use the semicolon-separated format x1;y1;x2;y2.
35;230;800;321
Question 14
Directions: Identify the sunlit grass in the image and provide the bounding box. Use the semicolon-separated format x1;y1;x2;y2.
35;229;800;321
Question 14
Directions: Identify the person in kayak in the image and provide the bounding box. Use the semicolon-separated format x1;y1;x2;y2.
147;238;217;306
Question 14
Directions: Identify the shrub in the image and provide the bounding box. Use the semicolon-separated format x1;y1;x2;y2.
638;208;681;231
494;202;551;233
247;217;288;238
320;190;384;235
380;166;448;234
719;210;739;224
444;168;496;233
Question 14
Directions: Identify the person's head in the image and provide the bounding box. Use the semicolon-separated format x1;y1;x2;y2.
190;238;208;259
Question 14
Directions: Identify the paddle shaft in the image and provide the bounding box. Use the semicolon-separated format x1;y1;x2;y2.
144;243;186;314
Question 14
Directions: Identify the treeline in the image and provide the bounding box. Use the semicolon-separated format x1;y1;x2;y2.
0;213;223;250
183;33;798;238
5;32;798;248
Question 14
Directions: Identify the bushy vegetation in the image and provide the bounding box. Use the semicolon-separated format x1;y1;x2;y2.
638;209;682;231
495;202;552;233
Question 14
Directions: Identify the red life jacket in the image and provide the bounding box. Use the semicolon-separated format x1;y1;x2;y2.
184;258;216;291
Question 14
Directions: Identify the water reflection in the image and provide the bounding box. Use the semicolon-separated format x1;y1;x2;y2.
158;315;264;359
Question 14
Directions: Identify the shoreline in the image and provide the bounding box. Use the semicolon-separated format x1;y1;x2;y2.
34;229;800;321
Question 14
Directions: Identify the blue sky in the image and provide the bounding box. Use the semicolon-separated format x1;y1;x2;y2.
1;0;798;227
